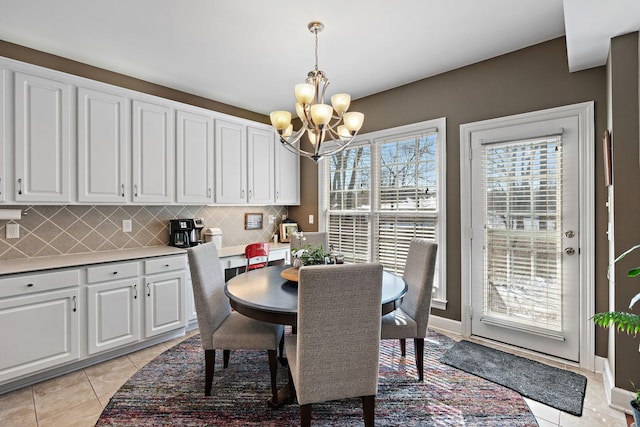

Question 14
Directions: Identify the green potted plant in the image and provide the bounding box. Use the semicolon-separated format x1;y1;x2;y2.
592;244;640;424
292;244;331;266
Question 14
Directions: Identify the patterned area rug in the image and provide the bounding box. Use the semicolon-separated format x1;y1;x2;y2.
440;340;587;416
96;331;538;426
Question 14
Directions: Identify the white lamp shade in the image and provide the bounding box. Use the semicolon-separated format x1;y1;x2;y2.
270;111;292;131
295;102;306;120
331;93;351;115
310;103;333;126
295;83;315;104
343;111;364;132
337;125;352;139
307;130;318;146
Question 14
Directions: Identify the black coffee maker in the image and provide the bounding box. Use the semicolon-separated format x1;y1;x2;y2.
169;219;196;248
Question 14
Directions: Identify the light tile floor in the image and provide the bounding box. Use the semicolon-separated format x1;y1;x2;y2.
0;329;630;427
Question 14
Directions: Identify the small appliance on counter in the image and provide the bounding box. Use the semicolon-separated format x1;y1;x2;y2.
203;227;223;249
193;217;205;245
169;218;203;248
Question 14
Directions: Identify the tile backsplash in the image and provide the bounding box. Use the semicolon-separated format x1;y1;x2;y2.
0;205;288;260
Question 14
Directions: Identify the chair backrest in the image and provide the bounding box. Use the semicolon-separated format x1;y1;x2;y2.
295;263;383;405
401;239;438;338
187;242;231;350
245;242;270;270
290;231;329;251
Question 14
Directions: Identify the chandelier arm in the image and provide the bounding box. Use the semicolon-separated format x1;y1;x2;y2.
279;138;315;157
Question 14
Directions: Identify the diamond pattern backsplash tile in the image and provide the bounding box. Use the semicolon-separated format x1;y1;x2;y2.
0;205;288;261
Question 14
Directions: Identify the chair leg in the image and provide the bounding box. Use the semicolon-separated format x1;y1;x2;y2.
205;349;215;396
362;395;375;427
400;338;406;356
278;334;286;366
414;338;424;381
223;349;230;368
300;403;312;427
268;349;278;402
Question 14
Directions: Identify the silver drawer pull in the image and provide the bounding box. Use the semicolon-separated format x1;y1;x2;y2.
72;296;77;312
26;283;34;287
147;283;151;297
133;284;138;299
112;271;118;275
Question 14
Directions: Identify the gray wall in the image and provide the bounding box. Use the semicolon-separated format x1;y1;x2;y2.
289;36;609;356
609;33;640;391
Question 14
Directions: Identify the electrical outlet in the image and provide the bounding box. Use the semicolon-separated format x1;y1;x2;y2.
6;223;19;239
269;215;275;224
122;219;132;233
309;214;314;224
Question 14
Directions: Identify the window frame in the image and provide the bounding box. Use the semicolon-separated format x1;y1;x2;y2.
318;118;447;309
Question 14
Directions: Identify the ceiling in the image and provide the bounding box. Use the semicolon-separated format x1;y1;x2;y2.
1;0;639;115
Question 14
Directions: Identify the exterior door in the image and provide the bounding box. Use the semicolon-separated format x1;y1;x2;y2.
468;114;581;361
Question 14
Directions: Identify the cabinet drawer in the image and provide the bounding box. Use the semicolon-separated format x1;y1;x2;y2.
145;255;186;275
87;262;139;283
0;269;79;299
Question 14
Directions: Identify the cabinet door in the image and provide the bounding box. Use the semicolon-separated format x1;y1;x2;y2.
14;72;72;202
87;279;141;355
0;67;7;202
215;119;246;204
275;142;300;205
144;271;185;338
0;288;79;383
247;125;274;204
176;109;214;204
132;100;174;203
78;87;130;203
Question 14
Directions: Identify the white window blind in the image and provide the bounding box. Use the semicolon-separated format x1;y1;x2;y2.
481;135;563;331
324;125;441;278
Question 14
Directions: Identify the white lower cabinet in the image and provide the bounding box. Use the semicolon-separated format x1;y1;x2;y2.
143;256;186;338
0;270;79;384
0;253;187;390
86;261;140;355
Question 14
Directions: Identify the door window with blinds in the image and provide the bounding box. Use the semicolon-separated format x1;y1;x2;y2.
482;135;563;334
320;118;446;306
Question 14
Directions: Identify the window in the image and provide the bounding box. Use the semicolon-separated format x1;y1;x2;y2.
319;118;447;308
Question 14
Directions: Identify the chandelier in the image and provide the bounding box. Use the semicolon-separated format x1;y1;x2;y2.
269;22;364;162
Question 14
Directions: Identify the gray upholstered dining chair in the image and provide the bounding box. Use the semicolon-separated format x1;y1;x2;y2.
381;238;437;381
290;231;329;251
285;263;383;427
187;242;284;400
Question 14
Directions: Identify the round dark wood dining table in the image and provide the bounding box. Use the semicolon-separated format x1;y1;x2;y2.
224;264;408;326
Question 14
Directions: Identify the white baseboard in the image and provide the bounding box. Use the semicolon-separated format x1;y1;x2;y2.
429;315;462;335
600;356;634;414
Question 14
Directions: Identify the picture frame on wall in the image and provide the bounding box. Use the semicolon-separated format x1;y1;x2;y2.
245;213;263;230
280;223;298;242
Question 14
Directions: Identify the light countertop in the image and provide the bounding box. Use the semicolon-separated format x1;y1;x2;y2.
0;246;187;276
0;242;291;276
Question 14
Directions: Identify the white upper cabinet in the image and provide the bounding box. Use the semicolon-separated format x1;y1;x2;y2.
247;125;275;204
215;119;247;204
275;141;300;205
176;109;214;204
0;56;300;206
132;100;174;204
77;87;130;203
14;72;73;202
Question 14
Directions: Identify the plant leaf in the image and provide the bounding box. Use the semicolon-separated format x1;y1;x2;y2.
630;293;640;309
593;312;640;335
